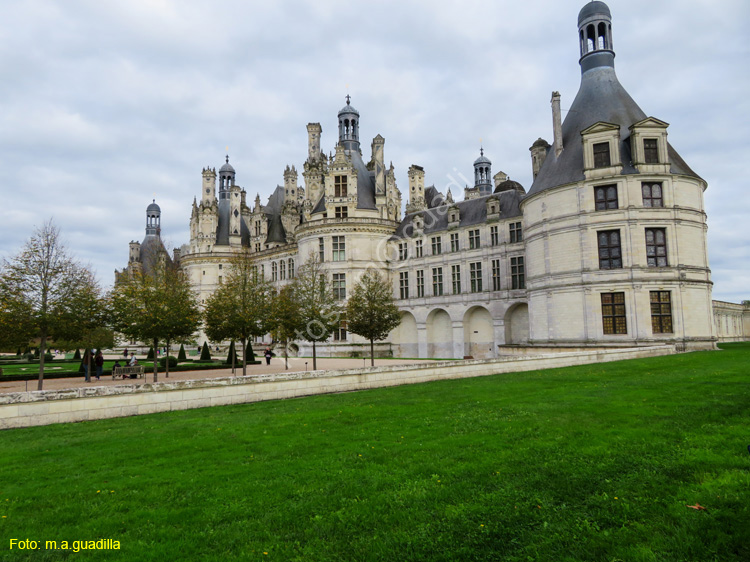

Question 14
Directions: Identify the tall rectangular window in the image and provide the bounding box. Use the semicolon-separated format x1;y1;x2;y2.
450;233;459;252
334;175;347;197
509;222;523;243
332;273;346;300
469;262;482;293
332;236;345;261
469;229;480;249
416;270;425;298
645;228;667;267
593;142;611;168
318;237;325;262
399;271;409;299
271;261;278;281
511;256;525;290
255;220;261;236
601;292;627;334
432;267;443;296
490;225;499;246
598;230;622;269
279;260;286;280
643;138;659;163
650;291;673;333
415;239;423;258
398;242;408;261
642;182;663;208
335;206;348;218
451;264;461;294
288;259;294;279
333;317;347;341
255;243;261;253
431;236;442;255
594;185;618;210
492;259;501;291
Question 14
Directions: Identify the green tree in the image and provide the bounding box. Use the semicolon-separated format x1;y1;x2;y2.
346;270;401;366
0;280;34;353
109;261;200;382
270;284;304;370
203;250;273;376
291;253;341;370
0;220;98;390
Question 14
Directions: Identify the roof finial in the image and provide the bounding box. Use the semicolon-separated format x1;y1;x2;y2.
225;154;229;164
345;94;351;105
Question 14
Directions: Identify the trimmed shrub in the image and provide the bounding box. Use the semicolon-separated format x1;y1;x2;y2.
146;347;155;360
200;342;212;361
159;356;178;368
44;353;53;362
33;348;40;358
177;344;187;363
73;349;81;360
246;344;255;363
16;347;22;356
225;341;239;365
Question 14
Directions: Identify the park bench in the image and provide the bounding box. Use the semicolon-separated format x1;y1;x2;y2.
112;365;145;380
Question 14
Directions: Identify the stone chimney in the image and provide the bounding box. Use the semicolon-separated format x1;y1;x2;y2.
551;91;563;158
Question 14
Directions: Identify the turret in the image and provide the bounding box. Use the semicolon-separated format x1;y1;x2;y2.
145;200;161;237
473;147;492;195
372;134;385;195
529;138;550;179
578;0;614;73
338;95;360;152
218;155;235;200
405;165;426;213
283;165;298;203
307;123;322;161
201;167;216;205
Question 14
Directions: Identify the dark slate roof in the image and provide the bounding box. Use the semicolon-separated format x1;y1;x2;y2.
351;150;377;210
139;234;171;275
262;186;285;215
578;1;611;24
527;65;701;197
215;199;230;245
311;195;326;214
425;186;445;208
265;214;286;244
391;190;523;240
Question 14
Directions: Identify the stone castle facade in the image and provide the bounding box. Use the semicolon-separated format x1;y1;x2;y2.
120;2;748;357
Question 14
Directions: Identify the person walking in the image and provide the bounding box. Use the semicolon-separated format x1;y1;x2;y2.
94;350;104;381
264;347;273;366
82;349;91;382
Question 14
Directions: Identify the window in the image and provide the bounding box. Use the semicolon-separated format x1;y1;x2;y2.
279;260;286;280
416;270;425;298
642;182;663;208
431;236;442;255
335;206;348;218
593;142;611;168
255;220;261;236
594;185;618;210
511;256;525;289
644;139;659;164
601;292;627;334
509;222;523;243
288;258;294;279
332;236;345;261
490;225;499;246
333;317;347;341
415;239;423;258
432;267;443;296
469;229;480;249
319;237;325;262
450;233;459;252
260;264;264;279
451;265;461;294
469;262;482;293
334;175;347;197
399;272;409;299
492;259;501;291
218;276;222;284
398;242;408;261
645;228;667;267
255;243;261;253
598;230;622;270
650;291;673;333
271;261;278;281
332;273;346;300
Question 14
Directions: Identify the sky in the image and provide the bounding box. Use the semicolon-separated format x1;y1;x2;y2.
1;0;748;302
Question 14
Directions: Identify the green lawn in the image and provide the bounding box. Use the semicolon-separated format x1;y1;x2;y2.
1;344;748;561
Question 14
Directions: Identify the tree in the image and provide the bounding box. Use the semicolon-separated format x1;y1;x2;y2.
0;279;34;353
203;250;273;376
346;270;401;366
270;284;304;370
200;341;212;361
0;220;98;390
291;253;341;370
109;260;200;382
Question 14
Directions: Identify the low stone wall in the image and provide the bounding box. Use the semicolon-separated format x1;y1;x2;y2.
0;345;675;430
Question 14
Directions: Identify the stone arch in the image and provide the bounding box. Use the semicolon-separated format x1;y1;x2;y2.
504;303;529;345
463;306;494;359
426;308;453;358
390;311;418;358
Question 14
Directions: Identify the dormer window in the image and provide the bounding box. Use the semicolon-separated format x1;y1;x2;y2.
643;139;659;163
334;175;347;197
593;142;611;168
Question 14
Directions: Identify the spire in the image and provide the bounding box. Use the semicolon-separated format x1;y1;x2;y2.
145;199;161;236
473;146;492;195
338;95;360;151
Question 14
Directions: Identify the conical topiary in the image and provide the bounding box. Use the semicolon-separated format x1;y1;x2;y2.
73;349;81;360
225;341;238;365
177;344;186;363
146;347;155;360
246;343;255;362
200;342;212;361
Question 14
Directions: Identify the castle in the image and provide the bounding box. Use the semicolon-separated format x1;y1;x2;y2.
120;2;748;357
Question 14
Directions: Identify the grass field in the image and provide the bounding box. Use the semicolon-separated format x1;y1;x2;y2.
1;344;748;561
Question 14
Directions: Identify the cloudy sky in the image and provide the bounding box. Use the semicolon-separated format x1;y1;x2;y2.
2;0;748;302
